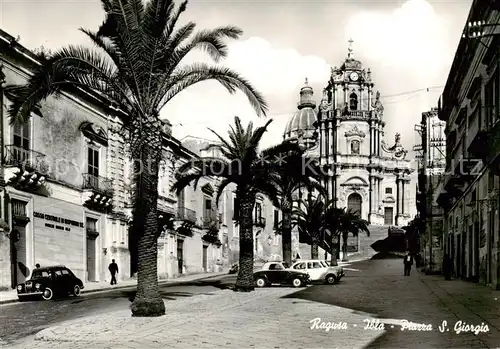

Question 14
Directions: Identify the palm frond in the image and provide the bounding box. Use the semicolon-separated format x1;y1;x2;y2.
158;63;268;116
215;178;232;205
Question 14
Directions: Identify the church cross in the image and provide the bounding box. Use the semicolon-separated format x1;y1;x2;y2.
348;38;354;58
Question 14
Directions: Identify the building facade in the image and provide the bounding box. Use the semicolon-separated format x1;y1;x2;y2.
283;42;415;243
415;108;446;270
0;29;130;288
180;136;283;265
437;0;500;289
0;29;226;289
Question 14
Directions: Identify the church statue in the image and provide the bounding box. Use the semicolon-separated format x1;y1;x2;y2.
381;132;407;159
320;88;333;113
371;90;384;114
331;66;343;82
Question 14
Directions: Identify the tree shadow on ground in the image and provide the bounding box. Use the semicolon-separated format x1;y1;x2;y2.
280;283;383;318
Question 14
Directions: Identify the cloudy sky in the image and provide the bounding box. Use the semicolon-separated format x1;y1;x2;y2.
1;0;472;154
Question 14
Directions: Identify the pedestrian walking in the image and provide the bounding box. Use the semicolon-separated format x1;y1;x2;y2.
403;251;413;276
108;259;119;285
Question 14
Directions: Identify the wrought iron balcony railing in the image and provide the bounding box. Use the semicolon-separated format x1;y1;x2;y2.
82;173;114;195
4;145;48;173
177;206;196;224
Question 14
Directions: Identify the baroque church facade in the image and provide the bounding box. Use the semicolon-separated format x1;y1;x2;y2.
283;42;414;230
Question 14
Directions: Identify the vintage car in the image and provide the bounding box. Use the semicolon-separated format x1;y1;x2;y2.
254;261;310;287
291;259;345;284
17;265;84;301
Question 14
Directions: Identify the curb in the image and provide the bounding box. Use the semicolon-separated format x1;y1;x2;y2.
0;272;228;306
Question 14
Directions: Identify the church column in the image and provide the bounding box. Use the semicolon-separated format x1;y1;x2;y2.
344;84;348;108
375;176;380;214
328;121;334;163
320;122;326;161
395;175;402;225
370;122;377;156
334;84;339;109
375;123;380;156
378;126;383;156
368;88;372;111
404;178;411;216
369;176;374;221
401;179;406;215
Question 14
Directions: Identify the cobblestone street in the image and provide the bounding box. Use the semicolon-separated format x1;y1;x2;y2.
285;258;500;348
6;258;500;348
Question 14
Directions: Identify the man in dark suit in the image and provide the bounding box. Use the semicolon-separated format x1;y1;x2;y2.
108;259;119;285
403;251;413;276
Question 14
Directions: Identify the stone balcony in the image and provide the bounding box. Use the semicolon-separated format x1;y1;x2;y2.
202;211;219;231
81;173;114;213
3;145;49;192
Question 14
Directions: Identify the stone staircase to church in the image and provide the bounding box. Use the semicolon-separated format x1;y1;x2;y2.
353;225;390;260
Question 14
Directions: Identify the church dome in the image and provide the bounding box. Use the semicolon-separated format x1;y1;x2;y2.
283;78;317;141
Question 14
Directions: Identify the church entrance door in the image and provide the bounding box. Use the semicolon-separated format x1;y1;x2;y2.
347;193;362;218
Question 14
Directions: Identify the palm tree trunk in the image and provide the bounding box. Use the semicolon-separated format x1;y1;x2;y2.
235;190;255;292
130;134;165;317
342;232;348;262
281;208;292;265
311;234;319;260
330;233;339;266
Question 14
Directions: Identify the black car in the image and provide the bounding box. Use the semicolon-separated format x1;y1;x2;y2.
17;265;84;301
254;261;311;287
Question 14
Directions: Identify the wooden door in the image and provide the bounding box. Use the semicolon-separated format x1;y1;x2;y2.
86;238;96;282
384;207;393;226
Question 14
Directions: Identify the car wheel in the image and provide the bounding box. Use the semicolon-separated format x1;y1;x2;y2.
256;278;267;287
292;278;303;287
325;274;337;285
42;288;53;301
73;285;81;297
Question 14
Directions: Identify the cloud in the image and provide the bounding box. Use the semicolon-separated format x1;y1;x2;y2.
345;0;452;77
163;37;331;148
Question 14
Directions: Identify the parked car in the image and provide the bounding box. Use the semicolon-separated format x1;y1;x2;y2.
291;259;345;284
17;265;84;301
254;261;310;287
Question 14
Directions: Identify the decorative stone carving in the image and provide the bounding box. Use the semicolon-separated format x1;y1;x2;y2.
361;68;372;82
371;91;384;115
331;66;343;82
319;88;332;112
344;125;366;138
381;133;408;159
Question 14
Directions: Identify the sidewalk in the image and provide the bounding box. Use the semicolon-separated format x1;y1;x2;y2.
419;272;500;348
0;271;227;305
10;286;391;349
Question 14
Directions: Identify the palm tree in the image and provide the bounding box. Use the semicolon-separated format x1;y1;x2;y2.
269;158;324;265
324;207;369;266
292;195;332;259
339;209;369;262
172;116;304;291
6;0;267;317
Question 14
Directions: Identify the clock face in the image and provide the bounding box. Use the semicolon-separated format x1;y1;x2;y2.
350;72;359;81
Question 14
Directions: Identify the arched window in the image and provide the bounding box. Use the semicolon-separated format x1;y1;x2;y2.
349;93;358;110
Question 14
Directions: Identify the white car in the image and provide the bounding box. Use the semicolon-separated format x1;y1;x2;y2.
290;259;345;284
